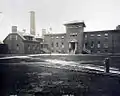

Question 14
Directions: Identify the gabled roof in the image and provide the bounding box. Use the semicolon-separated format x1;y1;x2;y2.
17;32;26;40
3;31;38;42
3;32;26;42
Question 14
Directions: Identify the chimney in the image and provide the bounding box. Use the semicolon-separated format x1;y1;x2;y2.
12;26;17;33
116;25;120;30
30;11;35;35
42;29;46;38
22;29;26;33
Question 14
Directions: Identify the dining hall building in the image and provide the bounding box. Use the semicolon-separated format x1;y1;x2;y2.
44;21;120;54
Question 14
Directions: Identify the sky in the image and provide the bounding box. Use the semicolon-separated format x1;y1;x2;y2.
0;0;120;41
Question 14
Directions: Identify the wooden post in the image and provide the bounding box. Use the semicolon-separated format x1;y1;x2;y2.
104;58;110;73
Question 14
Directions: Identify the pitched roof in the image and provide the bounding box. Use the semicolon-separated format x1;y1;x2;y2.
3;32;38;42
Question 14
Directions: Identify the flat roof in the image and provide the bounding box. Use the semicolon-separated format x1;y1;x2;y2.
44;33;66;36
64;20;86;27
84;29;118;33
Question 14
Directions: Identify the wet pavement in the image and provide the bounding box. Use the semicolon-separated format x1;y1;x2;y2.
0;54;120;96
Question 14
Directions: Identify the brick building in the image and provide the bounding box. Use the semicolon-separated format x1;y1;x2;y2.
44;21;85;54
44;21;120;54
3;26;43;54
0;44;8;54
3;21;120;54
44;33;66;53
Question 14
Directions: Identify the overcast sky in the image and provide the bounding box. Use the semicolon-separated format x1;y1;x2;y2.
0;0;120;41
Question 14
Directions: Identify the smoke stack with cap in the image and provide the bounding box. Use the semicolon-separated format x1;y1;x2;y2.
30;11;35;35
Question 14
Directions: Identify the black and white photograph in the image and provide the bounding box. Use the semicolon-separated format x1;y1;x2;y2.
0;0;120;96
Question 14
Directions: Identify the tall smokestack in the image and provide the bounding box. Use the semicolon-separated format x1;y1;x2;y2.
30;11;35;35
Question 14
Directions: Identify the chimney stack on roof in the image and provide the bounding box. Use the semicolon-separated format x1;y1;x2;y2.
12;26;17;33
42;29;46;38
22;29;26;33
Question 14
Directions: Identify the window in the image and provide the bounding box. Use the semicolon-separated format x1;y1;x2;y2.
37;46;39;50
90;34;94;37
70;33;77;37
61;42;64;48
97;50;100;53
97;34;101;37
105;33;108;36
69;43;71;48
56;36;59;39
104;43;108;48
51;36;54;39
84;42;88;48
51;42;54;47
105;33;108;39
16;44;19;50
85;34;87;38
41;44;43;48
16;35;18;40
91;41;94;48
27;37;33;41
10;35;12;40
97;41;100;48
28;45;30;50
56;42;58;47
61;36;64;39
91;50;93;53
105;50;108;52
32;45;35;50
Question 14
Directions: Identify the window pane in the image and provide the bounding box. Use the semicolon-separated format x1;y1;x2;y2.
105;33;108;36
56;42;58;47
97;34;101;37
97;41;100;48
51;42;54;47
91;41;94;48
85;34;87;38
90;34;94;37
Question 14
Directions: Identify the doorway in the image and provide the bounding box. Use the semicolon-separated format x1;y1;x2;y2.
69;42;77;54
